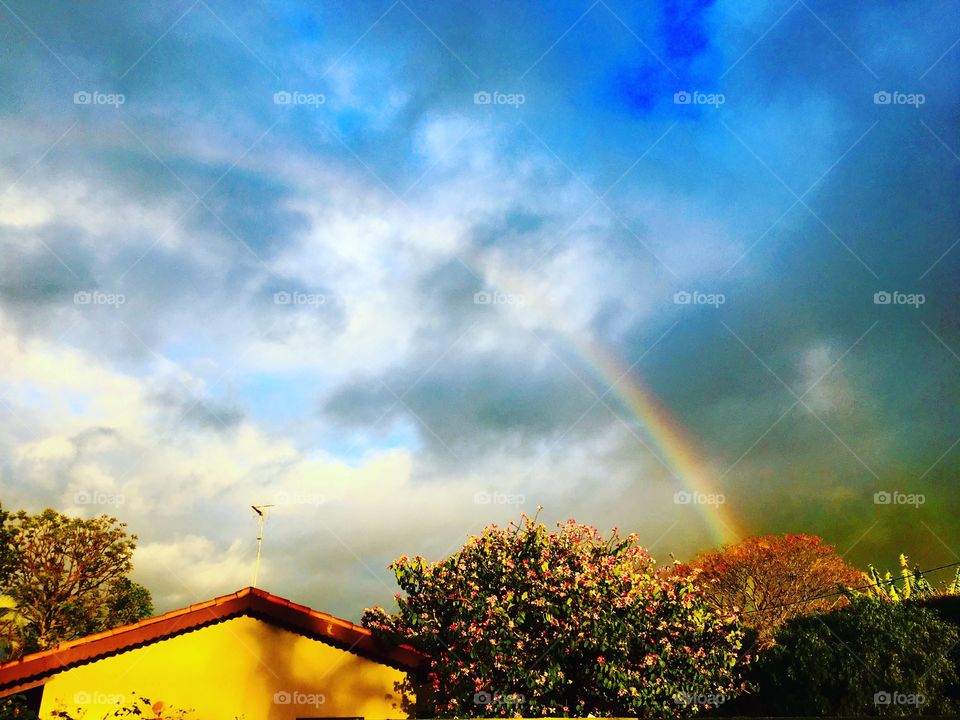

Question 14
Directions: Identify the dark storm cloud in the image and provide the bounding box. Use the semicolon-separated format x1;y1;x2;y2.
39;144;310;258
0;224;94;307
69;426;119;456
150;386;245;432
322;343;610;457
185;171;309;257
470;208;546;251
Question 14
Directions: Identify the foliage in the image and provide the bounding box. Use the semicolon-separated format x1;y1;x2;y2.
0;508;152;657
855;554;958;602
0;506;15;584
363;514;746;718
745;597;958;716
0;594;28;660
689;533;863;645
0;695;231;720
949;568;960;596
62;577;154;639
0;694;38;720
48;697;193;719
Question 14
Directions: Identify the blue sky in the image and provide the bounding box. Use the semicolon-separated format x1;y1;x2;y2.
1;0;959;616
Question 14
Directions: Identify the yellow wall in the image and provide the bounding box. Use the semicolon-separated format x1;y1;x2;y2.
38;616;413;720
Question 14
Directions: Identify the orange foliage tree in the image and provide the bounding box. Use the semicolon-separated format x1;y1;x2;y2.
688;534;864;645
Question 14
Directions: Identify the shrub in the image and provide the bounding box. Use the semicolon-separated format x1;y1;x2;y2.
0;696;208;720
744;597;958;716
0;694;38;720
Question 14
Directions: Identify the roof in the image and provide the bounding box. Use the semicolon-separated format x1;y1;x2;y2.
0;587;428;696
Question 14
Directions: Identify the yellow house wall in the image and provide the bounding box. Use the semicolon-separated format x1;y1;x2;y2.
37;616;412;720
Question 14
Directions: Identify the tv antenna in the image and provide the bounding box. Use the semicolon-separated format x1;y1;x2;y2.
251;504;274;588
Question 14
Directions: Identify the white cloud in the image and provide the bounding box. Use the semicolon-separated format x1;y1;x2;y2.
797;342;854;415
135;536;252;609
0;101;749;617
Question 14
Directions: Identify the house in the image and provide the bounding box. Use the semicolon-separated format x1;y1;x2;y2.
0;587;427;719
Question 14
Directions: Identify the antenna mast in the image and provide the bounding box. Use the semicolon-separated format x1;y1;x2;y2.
251;504;274;588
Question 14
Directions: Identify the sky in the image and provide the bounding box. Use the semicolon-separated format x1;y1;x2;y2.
1;0;959;619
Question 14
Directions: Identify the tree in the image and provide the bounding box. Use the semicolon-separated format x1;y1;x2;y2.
0;506;25;660
744;597;958;716
363;515;746;718
0;508;153;656
0;595;27;660
63;576;154;639
688;534;864;645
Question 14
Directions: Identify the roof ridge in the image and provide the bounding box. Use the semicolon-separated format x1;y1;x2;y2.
0;587;427;694
0;587;253;667
246;587;377;636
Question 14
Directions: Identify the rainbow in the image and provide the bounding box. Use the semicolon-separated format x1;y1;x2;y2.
570;338;745;545
475;258;744;546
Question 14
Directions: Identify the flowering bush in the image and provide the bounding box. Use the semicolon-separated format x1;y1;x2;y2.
363;515;746;717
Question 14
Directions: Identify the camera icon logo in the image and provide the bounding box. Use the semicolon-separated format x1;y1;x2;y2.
674;491;692;504
74;291;92;305
73;91;92;105
474;291;492;305
673;91;692;105
273;91;292;105
873;491;892;505
274;291;292;305
273;691;292;705
74;491;92;505
474;91;492;105
873;91;892;105
873;291;891;304
473;692;492;705
673;290;692;305
874;691;892;705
